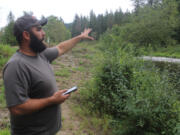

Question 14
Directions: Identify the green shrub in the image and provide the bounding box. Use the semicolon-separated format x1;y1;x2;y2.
100;0;179;49
0;44;16;108
0;44;16;69
0;86;6;107
81;45;180;135
0;129;10;135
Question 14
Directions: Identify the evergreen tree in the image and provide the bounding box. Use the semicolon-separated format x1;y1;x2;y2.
114;0;179;48
106;11;114;29
70;8;133;40
114;8;124;25
71;14;82;37
173;0;180;42
89;10;96;29
131;0;146;15
96;14;106;38
0;11;17;45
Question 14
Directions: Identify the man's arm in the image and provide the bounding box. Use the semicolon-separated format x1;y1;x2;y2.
56;28;94;56
9;90;69;116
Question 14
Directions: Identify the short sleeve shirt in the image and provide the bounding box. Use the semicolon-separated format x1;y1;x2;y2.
3;47;61;135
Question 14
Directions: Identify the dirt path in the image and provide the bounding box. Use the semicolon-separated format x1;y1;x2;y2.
53;48;93;135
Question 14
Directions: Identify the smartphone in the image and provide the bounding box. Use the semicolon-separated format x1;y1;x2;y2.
63;86;78;95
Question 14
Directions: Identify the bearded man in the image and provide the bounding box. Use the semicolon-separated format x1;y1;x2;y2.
3;14;94;135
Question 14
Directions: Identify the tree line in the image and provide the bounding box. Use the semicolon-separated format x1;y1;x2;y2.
70;0;180;48
69;9;131;39
0;12;71;46
1;0;180;48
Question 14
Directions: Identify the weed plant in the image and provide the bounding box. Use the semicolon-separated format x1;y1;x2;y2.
80;43;180;135
0;44;16;133
0;44;16;69
149;45;180;58
0;44;16;107
0;86;6;107
0;129;10;135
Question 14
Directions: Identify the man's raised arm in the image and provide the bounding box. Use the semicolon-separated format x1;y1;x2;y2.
56;28;94;56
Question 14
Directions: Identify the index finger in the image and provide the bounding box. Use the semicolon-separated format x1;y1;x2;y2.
87;36;94;40
59;89;67;93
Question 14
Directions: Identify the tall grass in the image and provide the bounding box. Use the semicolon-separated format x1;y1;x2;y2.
0;44;16;69
78;28;180;135
0;44;16;105
81;46;180;135
0;44;15;134
0;86;6;107
0;129;10;135
147;45;180;58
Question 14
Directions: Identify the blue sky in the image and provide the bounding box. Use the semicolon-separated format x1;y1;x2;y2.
0;0;134;28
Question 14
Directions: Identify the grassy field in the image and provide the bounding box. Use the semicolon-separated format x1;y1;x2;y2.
0;129;10;135
145;45;180;58
0;44;16;135
0;44;16;107
0;45;17;69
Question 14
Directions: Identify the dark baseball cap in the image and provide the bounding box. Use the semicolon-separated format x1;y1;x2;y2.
14;14;47;36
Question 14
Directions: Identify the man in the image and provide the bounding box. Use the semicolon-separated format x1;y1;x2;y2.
3;14;94;135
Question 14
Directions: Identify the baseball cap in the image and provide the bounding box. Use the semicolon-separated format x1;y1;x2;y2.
14;14;47;37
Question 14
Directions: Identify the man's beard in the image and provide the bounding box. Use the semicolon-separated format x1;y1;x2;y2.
29;32;47;53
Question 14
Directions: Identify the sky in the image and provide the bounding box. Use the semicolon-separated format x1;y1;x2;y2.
0;0;134;28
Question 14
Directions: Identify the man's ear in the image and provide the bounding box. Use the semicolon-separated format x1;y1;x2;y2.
22;31;30;41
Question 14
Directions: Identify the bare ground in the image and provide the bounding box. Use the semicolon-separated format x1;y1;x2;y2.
54;51;93;135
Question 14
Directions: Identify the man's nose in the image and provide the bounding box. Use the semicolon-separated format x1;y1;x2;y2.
42;29;46;37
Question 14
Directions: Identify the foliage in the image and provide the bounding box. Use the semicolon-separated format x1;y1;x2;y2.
0;12;71;46
82;46;179;134
0;44;16;69
0;12;17;45
70;0;180;49
0;129;10;135
79;28;180;135
55;68;70;77
101;0;179;49
70;9;131;39
43;16;71;44
153;62;180;98
0;86;6;107
148;45;180;58
71;14;89;37
0;44;14;133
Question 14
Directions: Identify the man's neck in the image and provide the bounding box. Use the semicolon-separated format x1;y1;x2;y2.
19;47;37;56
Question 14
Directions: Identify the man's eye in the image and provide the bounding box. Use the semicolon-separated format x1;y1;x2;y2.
37;27;42;31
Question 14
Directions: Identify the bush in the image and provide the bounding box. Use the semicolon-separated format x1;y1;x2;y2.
153;62;180;99
0;129;10;135
0;44;16;69
81;45;180;135
100;0;179;49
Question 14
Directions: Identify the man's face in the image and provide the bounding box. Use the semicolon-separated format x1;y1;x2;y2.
29;26;47;53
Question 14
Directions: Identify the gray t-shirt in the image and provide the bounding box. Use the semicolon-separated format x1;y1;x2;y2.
3;47;60;135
